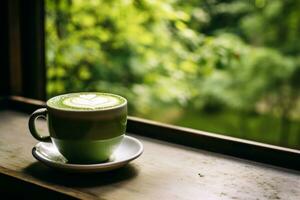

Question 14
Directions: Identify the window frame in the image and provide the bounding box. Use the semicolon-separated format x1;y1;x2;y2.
2;0;45;100
2;0;300;171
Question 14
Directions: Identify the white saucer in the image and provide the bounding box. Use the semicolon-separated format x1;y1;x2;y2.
32;135;143;173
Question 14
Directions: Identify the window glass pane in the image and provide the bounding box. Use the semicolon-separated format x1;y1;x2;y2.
45;0;300;150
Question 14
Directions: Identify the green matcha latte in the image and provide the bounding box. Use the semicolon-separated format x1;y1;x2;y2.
29;92;128;163
47;92;126;111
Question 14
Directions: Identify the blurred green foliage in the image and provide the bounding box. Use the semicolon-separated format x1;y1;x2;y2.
46;0;300;148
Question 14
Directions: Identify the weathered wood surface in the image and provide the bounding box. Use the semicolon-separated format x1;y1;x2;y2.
0;110;299;199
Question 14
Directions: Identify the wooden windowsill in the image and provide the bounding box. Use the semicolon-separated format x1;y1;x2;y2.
0;98;299;199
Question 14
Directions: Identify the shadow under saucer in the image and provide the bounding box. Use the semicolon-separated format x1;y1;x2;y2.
23;161;139;188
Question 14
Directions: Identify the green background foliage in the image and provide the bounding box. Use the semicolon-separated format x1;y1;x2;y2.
46;0;300;149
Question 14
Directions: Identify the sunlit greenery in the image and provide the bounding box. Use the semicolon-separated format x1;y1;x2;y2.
46;0;300;149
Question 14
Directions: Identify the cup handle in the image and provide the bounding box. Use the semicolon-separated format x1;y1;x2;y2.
28;108;51;142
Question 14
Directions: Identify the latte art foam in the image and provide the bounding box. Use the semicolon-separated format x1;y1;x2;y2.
47;93;126;111
63;94;120;109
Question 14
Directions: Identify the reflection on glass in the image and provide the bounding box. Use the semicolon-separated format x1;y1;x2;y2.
46;0;300;149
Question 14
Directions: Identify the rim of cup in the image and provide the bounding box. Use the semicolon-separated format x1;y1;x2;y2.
46;92;127;113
